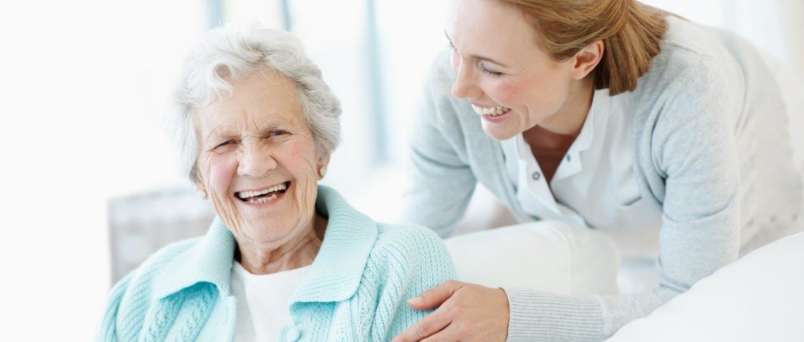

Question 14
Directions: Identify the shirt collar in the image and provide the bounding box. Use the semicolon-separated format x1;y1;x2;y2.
553;88;611;180
153;216;236;299
503;89;610;163
290;185;378;304
153;185;378;303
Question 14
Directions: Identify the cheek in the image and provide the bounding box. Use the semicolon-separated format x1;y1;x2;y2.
493;81;525;105
205;153;238;195
515;74;567;110
285;139;320;176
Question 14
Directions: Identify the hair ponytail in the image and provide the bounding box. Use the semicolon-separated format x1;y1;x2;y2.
503;0;668;95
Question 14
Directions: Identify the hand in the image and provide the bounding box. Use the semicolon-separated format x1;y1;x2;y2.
393;280;509;342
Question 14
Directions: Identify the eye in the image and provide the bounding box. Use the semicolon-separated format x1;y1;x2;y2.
478;61;504;77
212;139;234;151
264;129;291;141
266;129;290;138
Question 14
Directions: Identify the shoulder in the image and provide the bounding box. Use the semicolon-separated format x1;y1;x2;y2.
366;223;455;279
414;49;489;158
105;237;200;309
419;49;475;127
629;19;744;133
373;223;451;262
99;237;201;338
425;48;456;95
632;17;740;103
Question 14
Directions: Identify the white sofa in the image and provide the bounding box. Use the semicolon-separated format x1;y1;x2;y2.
607;232;804;342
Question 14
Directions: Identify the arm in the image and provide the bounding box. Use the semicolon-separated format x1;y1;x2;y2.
400;52;477;238
397;59;744;342
506;60;743;341
97;273;133;342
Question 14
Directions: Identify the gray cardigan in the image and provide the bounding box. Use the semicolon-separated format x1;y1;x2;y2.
401;17;802;341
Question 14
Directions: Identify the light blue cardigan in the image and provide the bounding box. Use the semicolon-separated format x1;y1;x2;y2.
99;186;455;341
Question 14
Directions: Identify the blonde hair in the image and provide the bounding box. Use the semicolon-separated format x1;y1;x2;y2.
502;0;667;95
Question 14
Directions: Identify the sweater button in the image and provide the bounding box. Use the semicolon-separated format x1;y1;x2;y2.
285;325;302;341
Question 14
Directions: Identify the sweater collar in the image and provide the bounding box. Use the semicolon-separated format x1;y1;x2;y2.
153;185;378;302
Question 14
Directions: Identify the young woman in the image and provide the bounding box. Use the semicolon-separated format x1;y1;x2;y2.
395;0;803;341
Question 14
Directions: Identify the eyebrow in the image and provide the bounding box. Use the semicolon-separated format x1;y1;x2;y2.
444;31;510;68
205;122;284;141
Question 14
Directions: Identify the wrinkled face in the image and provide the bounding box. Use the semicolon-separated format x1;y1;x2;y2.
194;69;327;247
447;0;576;140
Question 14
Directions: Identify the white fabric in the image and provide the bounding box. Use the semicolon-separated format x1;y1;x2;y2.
230;263;309;342
607;232;804;342
445;221;620;296
501;89;663;260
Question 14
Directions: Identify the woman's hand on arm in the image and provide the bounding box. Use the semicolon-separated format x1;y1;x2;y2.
392;280;509;342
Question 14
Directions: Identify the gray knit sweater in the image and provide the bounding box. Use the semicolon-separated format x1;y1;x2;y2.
401;17;803;341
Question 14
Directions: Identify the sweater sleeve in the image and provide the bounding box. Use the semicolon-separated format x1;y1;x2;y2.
505;58;743;341
400;52;478;238
350;225;457;341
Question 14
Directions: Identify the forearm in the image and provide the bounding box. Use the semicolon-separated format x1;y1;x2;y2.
504;287;678;341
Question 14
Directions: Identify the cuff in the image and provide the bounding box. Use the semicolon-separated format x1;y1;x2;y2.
504;287;605;342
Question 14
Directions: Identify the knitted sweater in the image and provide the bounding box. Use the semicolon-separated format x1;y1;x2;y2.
401;16;802;341
99;186;455;341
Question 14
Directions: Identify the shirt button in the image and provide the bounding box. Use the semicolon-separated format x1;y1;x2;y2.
531;171;541;181
285;325;302;341
566;155;572;162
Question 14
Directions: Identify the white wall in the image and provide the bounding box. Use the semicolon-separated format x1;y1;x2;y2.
0;0;205;340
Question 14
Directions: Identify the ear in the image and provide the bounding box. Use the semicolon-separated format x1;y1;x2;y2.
571;40;604;80
317;154;331;178
195;182;208;199
191;167;208;199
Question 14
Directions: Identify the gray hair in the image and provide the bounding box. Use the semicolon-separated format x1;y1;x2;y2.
172;26;341;183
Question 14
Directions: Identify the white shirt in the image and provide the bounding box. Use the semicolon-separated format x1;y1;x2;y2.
501;89;663;259
231;262;310;342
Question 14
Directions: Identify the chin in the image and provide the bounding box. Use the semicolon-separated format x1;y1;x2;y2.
482;126;518;141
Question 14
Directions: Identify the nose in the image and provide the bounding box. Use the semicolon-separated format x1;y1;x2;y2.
450;56;482;100
237;140;277;177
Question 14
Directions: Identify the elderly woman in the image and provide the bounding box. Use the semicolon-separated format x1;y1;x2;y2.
99;27;455;341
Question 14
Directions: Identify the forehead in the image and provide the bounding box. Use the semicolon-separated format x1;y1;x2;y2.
447;0;540;60
195;69;305;136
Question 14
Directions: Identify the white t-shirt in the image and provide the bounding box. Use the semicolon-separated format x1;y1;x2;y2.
230;262;310;342
501;88;664;260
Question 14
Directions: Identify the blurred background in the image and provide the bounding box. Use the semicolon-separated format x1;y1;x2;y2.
0;0;801;340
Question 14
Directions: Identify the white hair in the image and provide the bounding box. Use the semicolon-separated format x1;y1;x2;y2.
171;26;341;183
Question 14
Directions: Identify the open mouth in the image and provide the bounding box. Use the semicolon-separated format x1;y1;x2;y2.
234;181;291;204
471;104;512;117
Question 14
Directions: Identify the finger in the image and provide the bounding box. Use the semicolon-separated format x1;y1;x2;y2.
393;304;455;342
409;280;463;310
421;322;462;342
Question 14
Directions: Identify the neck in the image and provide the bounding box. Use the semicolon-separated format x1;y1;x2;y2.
237;213;327;274
535;77;595;137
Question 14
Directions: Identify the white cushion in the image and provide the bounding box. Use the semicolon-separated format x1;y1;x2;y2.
607;232;804;342
445;221;619;295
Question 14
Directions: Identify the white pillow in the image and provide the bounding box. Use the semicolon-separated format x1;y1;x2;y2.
445;221;619;295
607;232;804;342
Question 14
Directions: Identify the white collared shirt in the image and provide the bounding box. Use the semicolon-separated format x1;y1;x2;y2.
501;89;663;258
231;262;310;342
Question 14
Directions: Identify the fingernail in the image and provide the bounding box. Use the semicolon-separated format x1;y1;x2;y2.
408;297;421;305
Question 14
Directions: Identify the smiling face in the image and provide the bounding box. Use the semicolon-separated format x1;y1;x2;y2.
447;0;585;139
194;68;327;249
